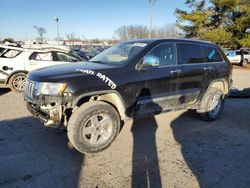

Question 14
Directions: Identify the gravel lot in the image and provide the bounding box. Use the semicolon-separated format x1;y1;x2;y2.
1;68;250;188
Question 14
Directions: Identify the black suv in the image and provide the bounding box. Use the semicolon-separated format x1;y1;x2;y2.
24;39;232;154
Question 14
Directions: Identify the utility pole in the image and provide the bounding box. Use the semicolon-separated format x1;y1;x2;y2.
54;17;60;45
148;0;156;38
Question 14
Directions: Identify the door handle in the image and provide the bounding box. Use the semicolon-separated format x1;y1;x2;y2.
204;66;212;71
29;60;37;65
170;69;182;74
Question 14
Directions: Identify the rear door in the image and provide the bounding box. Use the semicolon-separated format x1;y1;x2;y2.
202;45;228;85
177;43;214;107
27;51;54;71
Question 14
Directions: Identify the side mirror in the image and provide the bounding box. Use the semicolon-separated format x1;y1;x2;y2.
142;55;159;68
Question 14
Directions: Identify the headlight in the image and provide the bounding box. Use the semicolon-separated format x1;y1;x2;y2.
36;82;67;96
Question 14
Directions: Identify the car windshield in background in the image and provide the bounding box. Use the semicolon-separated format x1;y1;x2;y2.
89;41;148;64
0;49;21;58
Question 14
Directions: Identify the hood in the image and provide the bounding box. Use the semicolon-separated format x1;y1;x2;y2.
28;61;118;82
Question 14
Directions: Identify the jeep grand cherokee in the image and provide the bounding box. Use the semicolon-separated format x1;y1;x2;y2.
24;39;232;154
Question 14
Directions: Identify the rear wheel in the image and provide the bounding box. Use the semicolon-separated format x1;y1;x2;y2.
67;101;120;154
241;59;248;67
197;88;225;121
9;72;27;92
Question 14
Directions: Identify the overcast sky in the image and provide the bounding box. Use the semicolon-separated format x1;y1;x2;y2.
0;0;187;40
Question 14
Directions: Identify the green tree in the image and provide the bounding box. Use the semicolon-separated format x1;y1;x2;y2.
176;0;250;48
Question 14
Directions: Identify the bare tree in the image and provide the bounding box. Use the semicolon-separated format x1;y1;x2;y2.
65;32;80;40
152;24;181;38
115;24;180;41
115;25;149;41
33;26;46;44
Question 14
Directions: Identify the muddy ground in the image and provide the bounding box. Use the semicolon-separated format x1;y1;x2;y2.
0;68;250;188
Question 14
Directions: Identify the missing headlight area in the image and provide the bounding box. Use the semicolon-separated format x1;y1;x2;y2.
76;69;117;89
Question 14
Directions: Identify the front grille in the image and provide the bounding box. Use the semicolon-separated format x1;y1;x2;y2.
25;80;35;99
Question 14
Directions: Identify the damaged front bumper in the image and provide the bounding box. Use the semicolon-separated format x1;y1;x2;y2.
25;94;72;128
26;102;63;127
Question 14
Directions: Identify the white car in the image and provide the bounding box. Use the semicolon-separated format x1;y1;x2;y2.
0;45;82;92
242;50;250;63
226;50;249;67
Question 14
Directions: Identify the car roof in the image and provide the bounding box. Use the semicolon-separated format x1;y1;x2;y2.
27;48;70;53
0;45;72;54
0;45;24;51
125;38;216;46
0;44;72;52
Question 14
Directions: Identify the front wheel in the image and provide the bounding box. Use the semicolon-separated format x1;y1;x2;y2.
197;88;225;121
67;101;121;154
9;72;27;92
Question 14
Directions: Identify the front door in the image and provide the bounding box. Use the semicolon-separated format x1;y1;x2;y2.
133;42;182;116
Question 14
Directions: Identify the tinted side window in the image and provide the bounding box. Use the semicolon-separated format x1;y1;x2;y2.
243;51;249;55
146;43;177;66
202;46;223;62
179;44;204;64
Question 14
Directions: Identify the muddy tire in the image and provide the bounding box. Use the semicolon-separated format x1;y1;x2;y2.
67;101;120;154
197;88;225;121
9;72;27;92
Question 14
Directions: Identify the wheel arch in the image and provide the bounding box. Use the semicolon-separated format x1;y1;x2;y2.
5;70;29;85
208;79;229;95
73;90;128;120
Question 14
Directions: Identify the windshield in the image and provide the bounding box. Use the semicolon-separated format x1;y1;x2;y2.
90;41;149;64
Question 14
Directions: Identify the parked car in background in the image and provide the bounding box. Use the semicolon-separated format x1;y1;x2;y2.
24;39;232;154
242;50;250;63
0;45;82;92
70;49;95;61
226;50;248;67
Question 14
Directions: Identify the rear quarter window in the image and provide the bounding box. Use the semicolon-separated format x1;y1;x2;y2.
202;46;224;62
